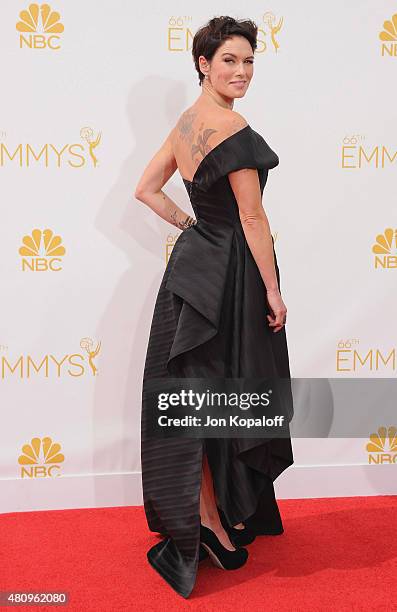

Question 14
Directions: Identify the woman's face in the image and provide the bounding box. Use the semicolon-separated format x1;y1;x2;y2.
200;35;255;100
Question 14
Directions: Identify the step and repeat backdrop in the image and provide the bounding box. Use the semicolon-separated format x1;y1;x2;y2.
0;1;396;513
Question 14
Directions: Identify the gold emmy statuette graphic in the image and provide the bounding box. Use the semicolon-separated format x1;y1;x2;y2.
80;127;101;167
16;3;64;50
263;12;283;53
80;337;101;375
18;436;65;478
19;228;66;271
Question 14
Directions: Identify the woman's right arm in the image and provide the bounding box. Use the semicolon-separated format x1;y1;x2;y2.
228;167;287;333
134;129;196;230
135;187;196;230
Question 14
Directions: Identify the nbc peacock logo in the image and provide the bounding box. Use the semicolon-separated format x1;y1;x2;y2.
16;3;64;50
19;228;66;271
366;426;397;464
372;228;397;269
18;436;65;478
379;13;397;57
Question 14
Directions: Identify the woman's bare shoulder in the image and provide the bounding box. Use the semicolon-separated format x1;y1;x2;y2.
173;107;248;144
222;109;249;133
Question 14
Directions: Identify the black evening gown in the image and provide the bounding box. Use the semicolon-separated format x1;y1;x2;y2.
141;124;294;598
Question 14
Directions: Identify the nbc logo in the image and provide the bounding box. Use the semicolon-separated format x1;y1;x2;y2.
379;13;397;57
16;3;64;50
372;228;397;269
19;228;66;271
18;436;64;478
366;426;397;464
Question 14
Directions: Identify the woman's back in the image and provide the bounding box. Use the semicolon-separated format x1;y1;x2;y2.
171;105;248;183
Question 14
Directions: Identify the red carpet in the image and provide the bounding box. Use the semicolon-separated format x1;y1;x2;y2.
1;495;396;611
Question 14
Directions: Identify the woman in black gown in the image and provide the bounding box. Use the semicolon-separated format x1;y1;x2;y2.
135;15;294;598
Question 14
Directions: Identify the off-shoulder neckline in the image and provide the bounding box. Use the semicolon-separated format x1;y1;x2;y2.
181;124;252;184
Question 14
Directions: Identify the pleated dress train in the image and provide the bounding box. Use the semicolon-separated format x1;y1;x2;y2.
141;124;294;597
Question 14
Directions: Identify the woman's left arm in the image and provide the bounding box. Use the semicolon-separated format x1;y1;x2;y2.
134;129;196;230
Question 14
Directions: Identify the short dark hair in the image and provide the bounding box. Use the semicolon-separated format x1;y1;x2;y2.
192;16;258;86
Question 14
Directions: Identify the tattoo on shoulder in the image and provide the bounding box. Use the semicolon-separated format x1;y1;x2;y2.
191;122;218;166
177;111;196;144
189;117;246;167
175;110;246;172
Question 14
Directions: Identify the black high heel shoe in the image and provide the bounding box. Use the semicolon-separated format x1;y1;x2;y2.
200;524;248;570
217;507;256;547
243;487;284;536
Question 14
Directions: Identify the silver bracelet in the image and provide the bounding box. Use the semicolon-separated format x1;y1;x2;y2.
180;215;197;230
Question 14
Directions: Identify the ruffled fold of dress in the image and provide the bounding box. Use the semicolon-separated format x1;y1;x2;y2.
165;221;235;373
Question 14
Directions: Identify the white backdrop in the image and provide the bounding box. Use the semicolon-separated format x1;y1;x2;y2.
1;1;396;513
